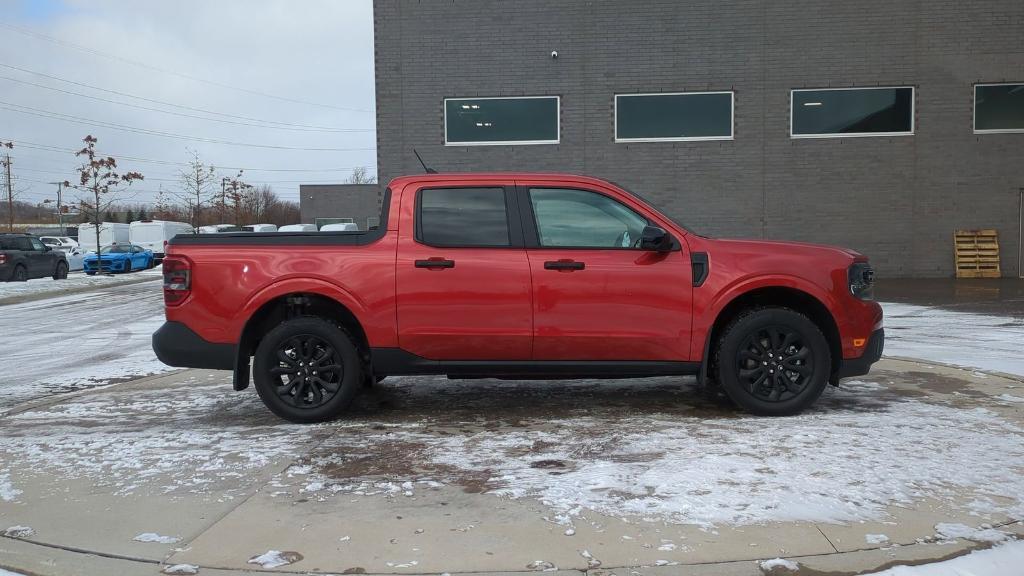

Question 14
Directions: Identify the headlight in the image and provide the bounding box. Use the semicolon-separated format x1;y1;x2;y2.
849;262;874;300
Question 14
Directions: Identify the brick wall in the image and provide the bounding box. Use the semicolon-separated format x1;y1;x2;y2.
373;0;1024;277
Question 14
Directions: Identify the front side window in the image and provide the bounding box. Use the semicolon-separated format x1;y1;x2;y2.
445;97;559;145
975;84;1024;133
418;187;510;247
616;92;733;142
29;238;46;251
791;87;914;138
529;188;648;248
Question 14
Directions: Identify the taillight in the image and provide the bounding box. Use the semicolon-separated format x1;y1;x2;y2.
163;256;191;305
0;254;6;265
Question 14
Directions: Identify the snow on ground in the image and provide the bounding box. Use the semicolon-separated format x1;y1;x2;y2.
3;374;1022;528
0;472;20;501
0;569;28;576
863;540;1024;575
882;302;1024;377
933;523;1010;544
248;550;302;568
0;268;161;302
0;280;171;409
263;377;1024;529
133;532;181;544
760;557;799;571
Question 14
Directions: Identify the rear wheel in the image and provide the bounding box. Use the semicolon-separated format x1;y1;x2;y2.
12;265;27;282
714;307;830;416
53;261;68;280
253;316;362;423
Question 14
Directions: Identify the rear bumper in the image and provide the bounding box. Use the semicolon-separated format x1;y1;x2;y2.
152;321;235;370
836;328;885;379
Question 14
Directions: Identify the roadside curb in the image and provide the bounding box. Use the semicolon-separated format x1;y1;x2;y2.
0;275;161;307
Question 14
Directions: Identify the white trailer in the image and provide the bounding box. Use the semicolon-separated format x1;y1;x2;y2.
78;222;130;254
129;220;194;260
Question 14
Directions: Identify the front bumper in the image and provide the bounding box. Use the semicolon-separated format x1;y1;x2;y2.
83;258;128;273
836;328;885;379
153;321;235;370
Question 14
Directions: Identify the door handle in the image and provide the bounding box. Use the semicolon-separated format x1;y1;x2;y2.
415;258;455;269
544;260;585;271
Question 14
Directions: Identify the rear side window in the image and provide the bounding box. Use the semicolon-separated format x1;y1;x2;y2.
418;187;510;247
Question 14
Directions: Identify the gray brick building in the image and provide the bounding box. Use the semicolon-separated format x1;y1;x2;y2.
372;0;1024;277
299;184;382;230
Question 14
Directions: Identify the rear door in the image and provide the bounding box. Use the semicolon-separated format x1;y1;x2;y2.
518;183;693;361
396;183;533;360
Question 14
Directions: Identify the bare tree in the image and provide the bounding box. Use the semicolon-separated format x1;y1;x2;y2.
69;135;144;258
346;166;376;185
175;150;217;228
244;184;279;224
221;170;252;226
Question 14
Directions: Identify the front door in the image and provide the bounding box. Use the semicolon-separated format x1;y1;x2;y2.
396;184;533;360
26;237;51;278
520;185;693;361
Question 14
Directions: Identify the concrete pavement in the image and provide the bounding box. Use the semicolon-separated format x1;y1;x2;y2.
1;359;1022;575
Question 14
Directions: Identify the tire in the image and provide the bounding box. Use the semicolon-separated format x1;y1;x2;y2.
253;316;363;423
11;265;27;282
147;257;155;269
85;271;96;276
53;261;68;280
714;307;830;416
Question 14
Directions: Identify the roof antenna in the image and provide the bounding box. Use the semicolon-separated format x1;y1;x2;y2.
413;149;437;174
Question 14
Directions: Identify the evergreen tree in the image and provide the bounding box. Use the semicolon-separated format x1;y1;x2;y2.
137;207;148;221
125;208;135;223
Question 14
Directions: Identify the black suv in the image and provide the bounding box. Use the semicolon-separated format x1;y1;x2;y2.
0;233;69;282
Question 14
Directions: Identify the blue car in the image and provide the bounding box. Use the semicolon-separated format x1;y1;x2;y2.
83;244;155;275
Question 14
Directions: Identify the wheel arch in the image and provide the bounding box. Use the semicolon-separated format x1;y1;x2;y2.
233;288;371;391
701;285;842;383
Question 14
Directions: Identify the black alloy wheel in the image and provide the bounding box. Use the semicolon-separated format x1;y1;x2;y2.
736;326;813;403
270;335;344;409
253;316;362;423
715;307;830;416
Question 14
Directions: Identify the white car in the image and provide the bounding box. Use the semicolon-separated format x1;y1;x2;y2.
39;236;80;252
319;223;360;232
277;224;318;232
243;224;278;232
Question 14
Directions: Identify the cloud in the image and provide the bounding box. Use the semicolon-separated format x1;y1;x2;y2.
1;0;376;206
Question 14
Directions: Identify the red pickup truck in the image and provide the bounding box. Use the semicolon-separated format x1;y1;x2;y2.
153;173;882;423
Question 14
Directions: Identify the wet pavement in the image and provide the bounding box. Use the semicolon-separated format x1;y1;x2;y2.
876;278;1024;317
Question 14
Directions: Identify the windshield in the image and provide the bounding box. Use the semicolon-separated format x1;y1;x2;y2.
100;245;130;254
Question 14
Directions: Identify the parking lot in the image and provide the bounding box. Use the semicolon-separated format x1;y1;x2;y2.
1;276;1023;575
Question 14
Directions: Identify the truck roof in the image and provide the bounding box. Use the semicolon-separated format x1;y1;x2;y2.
386;172;615;189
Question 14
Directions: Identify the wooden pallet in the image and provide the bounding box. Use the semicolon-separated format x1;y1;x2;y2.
954;229;1001;278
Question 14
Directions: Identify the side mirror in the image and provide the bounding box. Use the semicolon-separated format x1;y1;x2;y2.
639;225;674;252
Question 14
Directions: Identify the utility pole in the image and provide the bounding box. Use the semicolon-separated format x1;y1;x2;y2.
48;181;65;236
2;153;13;232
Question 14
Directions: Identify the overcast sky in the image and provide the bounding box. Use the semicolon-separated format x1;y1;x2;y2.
0;0;376;208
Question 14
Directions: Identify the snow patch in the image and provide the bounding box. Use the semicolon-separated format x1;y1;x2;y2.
161;565;199;575
0;473;20;502
996;394;1024;404
934;523;1010;543
2;525;34;538
866;533;891;544
247;550;302;568
862;540;1024;575
760;557;799;571
133;532;181;544
881;302;1024;376
0;569;29;576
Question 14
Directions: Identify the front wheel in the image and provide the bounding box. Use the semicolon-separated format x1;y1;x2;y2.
253;316;362;423
714;307;830;416
53;261;69;280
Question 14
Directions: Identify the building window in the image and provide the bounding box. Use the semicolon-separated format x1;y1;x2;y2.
791;87;914;138
615;92;734;142
444;96;559;146
975;84;1024;133
417;187;510;247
